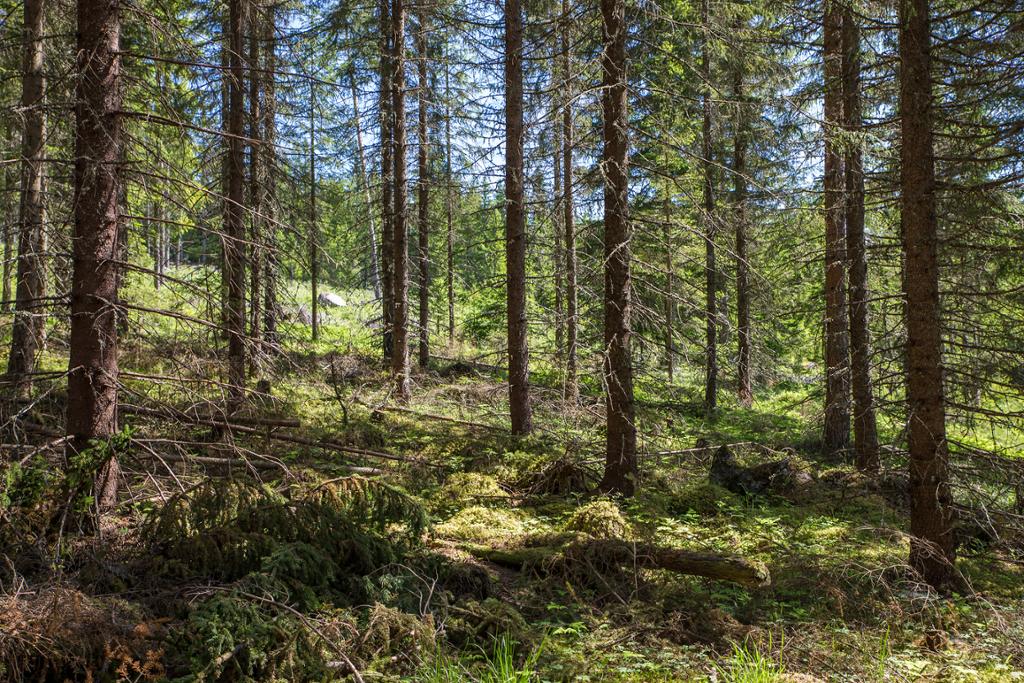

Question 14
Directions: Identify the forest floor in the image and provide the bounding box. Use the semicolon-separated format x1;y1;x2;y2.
2;276;1024;682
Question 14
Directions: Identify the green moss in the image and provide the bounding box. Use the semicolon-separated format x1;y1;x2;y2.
437;472;509;511
435;506;528;544
670;481;741;517
562;499;632;539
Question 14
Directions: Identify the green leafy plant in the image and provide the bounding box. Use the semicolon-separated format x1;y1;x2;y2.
713;636;784;683
479;634;545;683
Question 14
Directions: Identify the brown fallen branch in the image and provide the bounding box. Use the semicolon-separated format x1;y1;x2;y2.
133;448;381;476
121;405;441;468
370;403;508;432
461;538;770;588
194;413;301;428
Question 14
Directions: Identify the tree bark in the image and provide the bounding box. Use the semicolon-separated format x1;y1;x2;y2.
822;0;851;455
262;2;278;351
552;98;564;367
1;151;11;312
842;5;879;472
701;0;718;416
380;0;395;361
391;0;411;401
561;0;579;405
309;92;319;343
349;65;382;302
224;0;247;407
462;539;769;588
67;0;122;512
504;0;532;434
416;8;430;369
597;0;636;496
154;203;165;289
6;0;48;398
663;168;674;384
444;49;455;346
733;65;752;407
248;5;263;357
898;0;955;589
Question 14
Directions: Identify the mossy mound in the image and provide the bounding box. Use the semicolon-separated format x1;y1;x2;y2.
668;481;740;516
437;472;509;511
435;506;528;544
445;598;530;648
561;499;632;539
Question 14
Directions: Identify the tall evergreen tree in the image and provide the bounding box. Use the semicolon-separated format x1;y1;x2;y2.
504;0;533;434
822;0;851;455
67;0;123;511
6;0;48;398
598;0;636;496
899;0;955;590
391;0;411;402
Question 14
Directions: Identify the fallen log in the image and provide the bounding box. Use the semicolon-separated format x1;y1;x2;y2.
461;538;769;588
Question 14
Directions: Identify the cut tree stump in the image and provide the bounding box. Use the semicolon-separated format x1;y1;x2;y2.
710;444;811;495
461;538;769;588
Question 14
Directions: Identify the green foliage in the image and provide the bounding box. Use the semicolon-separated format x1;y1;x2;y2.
146;476;427;606
713;637;785;683
166;591;324;682
415;649;466;683
479;634;545;683
0;428;133;550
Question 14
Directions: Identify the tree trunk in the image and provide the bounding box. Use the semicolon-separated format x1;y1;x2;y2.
248;6;263;357
733;66;752;408
380;0;395;361
462;539;769;588
504;0;532;434
350;65;382;302
2;158;11;313
309;93;319;343
552;99;564;367
842;6;879;472
898;0;955;589
597;0;636;496
701;0;717;416
445;49;455;345
262;2;278;351
391;0;411;401
155;204;165;289
67;0;122;512
663;167;674;384
223;0;247;407
6;0;48;398
561;0;579;405
416;8;430;369
822;0;851;455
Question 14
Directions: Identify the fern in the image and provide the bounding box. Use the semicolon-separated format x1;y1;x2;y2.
146;476;427;605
